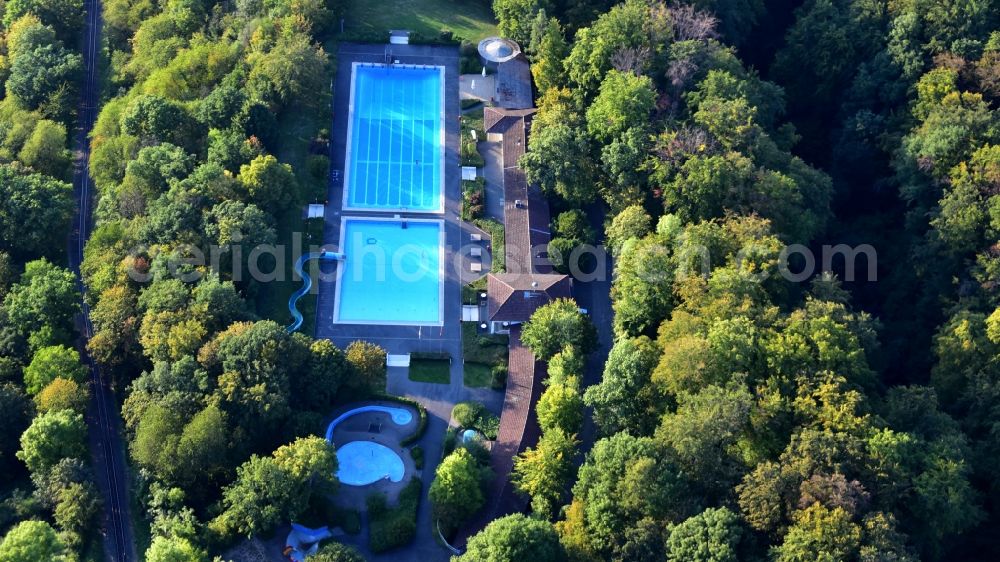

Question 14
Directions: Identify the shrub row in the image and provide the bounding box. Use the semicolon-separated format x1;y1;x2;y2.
367;479;422;553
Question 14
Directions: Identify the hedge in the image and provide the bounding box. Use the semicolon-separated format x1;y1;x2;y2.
411;351;452;361
368;479;422;553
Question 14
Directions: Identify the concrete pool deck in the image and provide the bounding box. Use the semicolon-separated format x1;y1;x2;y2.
317;43;462;352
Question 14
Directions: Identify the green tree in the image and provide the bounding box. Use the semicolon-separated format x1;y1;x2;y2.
87;284;142;370
665;507;743;562
583;336;660;435
3;0;84;39
144;536;208;562
520;299;598;360
586;70;655;143
237;154;298;211
53;481;99;544
121;143;195;200
0;167;73;259
203;200;276;249
6;41;81;118
605;205;652;256
520;91;597;204
23;345;86;394
212;436;336;538
245;33;327;108
0;520;68;562
206;321;305;447
292;339;351;413
0;252;14;299
459;514;566;562
771;503;861;562
530;15;568;93
430;448;488;531
570;433;690;558
536;382;584;434
17;119;69;177
174;404;230;487
309;542;366;562
2;259;78;348
120;94;190;145
611;234;676;339
0;384;33;471
657;381;753;498
494;0;551;45
563;0;653;95
345;340;386;391
189;275;249;332
130;403;183;481
17;409;87;473
512;428;578;519
207;127;260;173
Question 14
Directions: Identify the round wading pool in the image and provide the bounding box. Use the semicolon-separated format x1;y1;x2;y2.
335;441;405;486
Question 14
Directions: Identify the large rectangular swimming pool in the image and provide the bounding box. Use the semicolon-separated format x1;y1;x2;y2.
343;63;444;213
333;218;444;325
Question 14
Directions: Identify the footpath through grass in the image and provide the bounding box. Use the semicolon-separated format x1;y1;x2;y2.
345;0;498;42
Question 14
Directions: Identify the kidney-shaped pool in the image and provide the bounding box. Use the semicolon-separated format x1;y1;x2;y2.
335;441;405;486
326;405;413;486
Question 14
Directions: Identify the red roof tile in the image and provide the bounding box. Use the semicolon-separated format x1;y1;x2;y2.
487;273;572;322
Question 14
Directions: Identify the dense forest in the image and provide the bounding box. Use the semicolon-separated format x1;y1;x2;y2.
0;0;105;559
471;0;1000;561
1;0;999;560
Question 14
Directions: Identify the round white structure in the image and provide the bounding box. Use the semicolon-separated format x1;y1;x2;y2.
478;37;521;67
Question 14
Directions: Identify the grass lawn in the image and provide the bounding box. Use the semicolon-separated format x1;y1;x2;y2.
461;322;508;388
462;322;508;364
345;0;498;42
409;358;451;384
463;361;493;387
252;214;325;329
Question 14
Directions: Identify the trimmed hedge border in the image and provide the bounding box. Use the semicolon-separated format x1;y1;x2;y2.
411;351;452;361
372;393;429;447
337;30;463;46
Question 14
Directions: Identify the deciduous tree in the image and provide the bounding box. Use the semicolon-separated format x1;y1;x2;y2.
459;514;566;562
17;409;87;473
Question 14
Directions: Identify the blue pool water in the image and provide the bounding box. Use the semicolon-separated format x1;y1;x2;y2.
335;441;405;486
334;218;442;324
326;405;414;486
324;405;414;440
345;64;443;212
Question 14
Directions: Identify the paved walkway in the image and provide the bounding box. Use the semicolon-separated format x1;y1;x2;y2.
459;73;495;101
573;204;614;454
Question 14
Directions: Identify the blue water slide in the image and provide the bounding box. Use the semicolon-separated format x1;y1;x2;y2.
284;523;332;561
286;251;345;333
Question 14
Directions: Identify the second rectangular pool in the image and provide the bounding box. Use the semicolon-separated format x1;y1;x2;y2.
333;218;444;325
